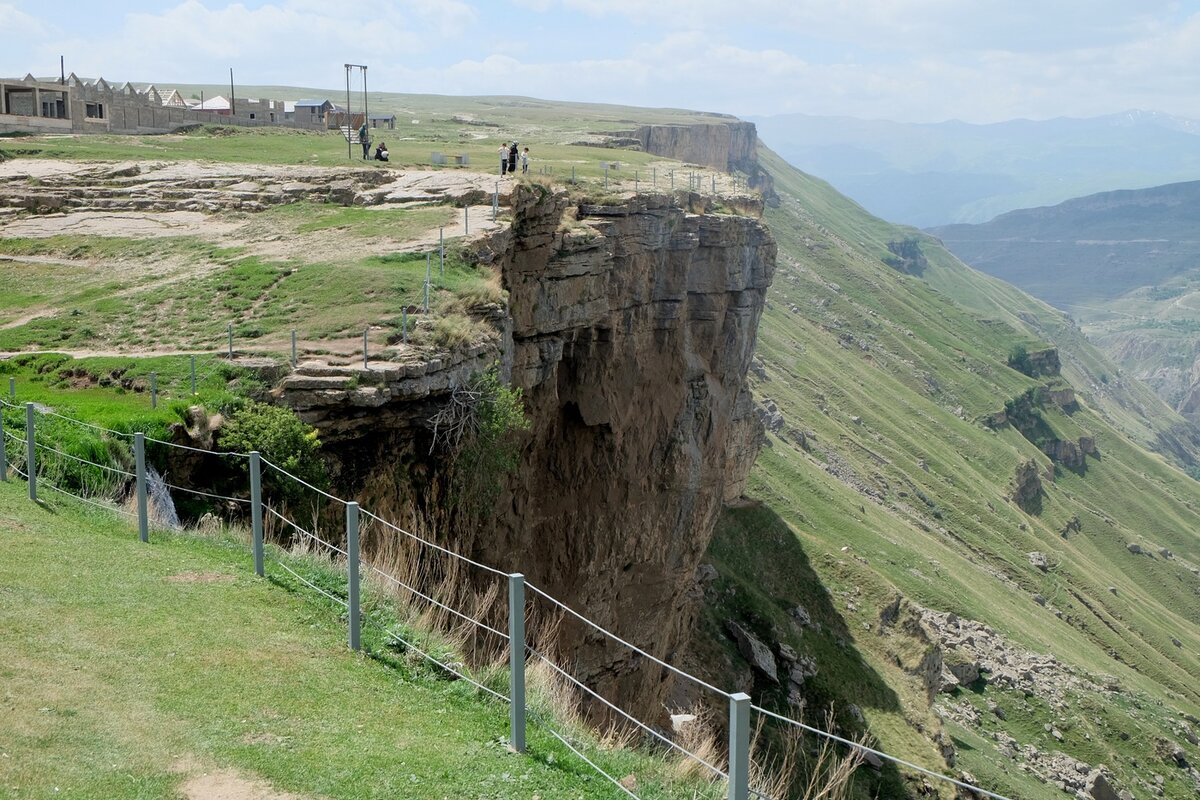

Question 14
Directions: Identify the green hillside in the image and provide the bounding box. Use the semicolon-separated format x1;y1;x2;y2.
928;180;1200;419
696;145;1200;799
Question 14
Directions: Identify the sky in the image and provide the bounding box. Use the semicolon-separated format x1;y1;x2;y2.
5;0;1200;124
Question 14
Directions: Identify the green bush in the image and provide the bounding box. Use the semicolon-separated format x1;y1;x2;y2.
218;400;326;505
430;365;530;519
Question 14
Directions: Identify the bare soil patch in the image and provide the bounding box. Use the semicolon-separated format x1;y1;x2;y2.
179;769;304;800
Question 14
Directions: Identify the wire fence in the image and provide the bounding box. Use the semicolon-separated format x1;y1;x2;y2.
0;395;1014;800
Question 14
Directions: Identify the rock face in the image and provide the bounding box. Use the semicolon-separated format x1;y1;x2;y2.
1012;459;1043;513
631;122;759;172
627;122;778;205
483;186;776;711
282;186;776;715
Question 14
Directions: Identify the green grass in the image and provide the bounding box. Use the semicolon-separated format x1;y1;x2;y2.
0;480;721;800
0;235;501;354
259;202;456;239
699;146;1200;799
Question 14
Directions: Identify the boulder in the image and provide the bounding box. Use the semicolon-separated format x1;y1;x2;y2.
1085;769;1120;800
1127;543;1143;555
1028;551;1050;571
727;622;778;683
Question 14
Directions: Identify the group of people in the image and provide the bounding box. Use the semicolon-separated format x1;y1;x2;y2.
499;141;530;175
357;123;388;161
357;123;535;172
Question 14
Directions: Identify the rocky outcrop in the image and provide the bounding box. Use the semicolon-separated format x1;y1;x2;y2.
281;185;776;715
1009;347;1061;378
625;122;778;206
1012;459;1043;513
483;186;775;712
630;122;758;172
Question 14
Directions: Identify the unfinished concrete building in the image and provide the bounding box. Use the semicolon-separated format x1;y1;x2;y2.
0;73;327;135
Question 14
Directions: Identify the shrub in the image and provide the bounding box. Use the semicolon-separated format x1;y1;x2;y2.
218;400;326;505
428;365;530;518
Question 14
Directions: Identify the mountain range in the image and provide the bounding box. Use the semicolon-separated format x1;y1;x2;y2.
750;109;1200;226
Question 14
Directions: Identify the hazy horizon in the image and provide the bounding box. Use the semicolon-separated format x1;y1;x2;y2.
6;1;1200;125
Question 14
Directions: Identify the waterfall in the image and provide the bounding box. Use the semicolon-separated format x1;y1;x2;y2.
145;466;182;530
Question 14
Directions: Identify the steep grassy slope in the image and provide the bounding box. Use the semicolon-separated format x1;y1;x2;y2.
928;180;1200;417
696;147;1200;799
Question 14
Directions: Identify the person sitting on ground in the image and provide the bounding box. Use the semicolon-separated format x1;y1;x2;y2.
374;142;389;162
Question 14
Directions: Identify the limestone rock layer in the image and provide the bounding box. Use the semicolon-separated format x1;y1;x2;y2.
484;187;776;709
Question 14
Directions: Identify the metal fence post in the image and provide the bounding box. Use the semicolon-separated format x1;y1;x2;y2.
9;377;15;399
402;308;408;344
227;323;234;358
635;170;639;193
134;432;148;543
190;355;197;394
604;165;609;190
291;330;298;368
728;692;751;800
150;372;158;409
508;572;527;752
424;253;432;312
439;227;445;276
363;328;369;369
464;205;469;235
347;501;361;651
25;403;35;502
1;414;7;482
250;450;263;576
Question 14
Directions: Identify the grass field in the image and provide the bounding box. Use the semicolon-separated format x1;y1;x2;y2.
0;479;725;800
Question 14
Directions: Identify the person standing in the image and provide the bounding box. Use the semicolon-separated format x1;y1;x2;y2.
508;142;518;175
359;122;370;160
521;147;530;174
499;142;508;175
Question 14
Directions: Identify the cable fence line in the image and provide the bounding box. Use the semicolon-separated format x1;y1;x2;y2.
261;456;347;505
527;645;729;782
363;615;510;704
525;579;734;702
360;508;508;578
162;479;251;506
0;399;1016;800
31;440;137;479
751;705;1012;800
145;435;250;458
265;504;347;556
531;710;642;800
269;556;350;610
368;562;510;642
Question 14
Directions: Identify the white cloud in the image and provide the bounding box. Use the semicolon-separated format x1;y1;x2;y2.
8;1;1200;123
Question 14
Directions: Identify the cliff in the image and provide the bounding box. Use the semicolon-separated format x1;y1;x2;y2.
279;185;776;712
631;122;759;172
627;121;778;206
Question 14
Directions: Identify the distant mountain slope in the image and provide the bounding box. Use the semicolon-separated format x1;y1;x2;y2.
693;143;1200;799
750;110;1200;226
928;180;1200;420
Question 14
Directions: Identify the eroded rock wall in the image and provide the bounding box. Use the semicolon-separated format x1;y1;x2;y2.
632;122;760;172
482;186;776;710
278;185;776;713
